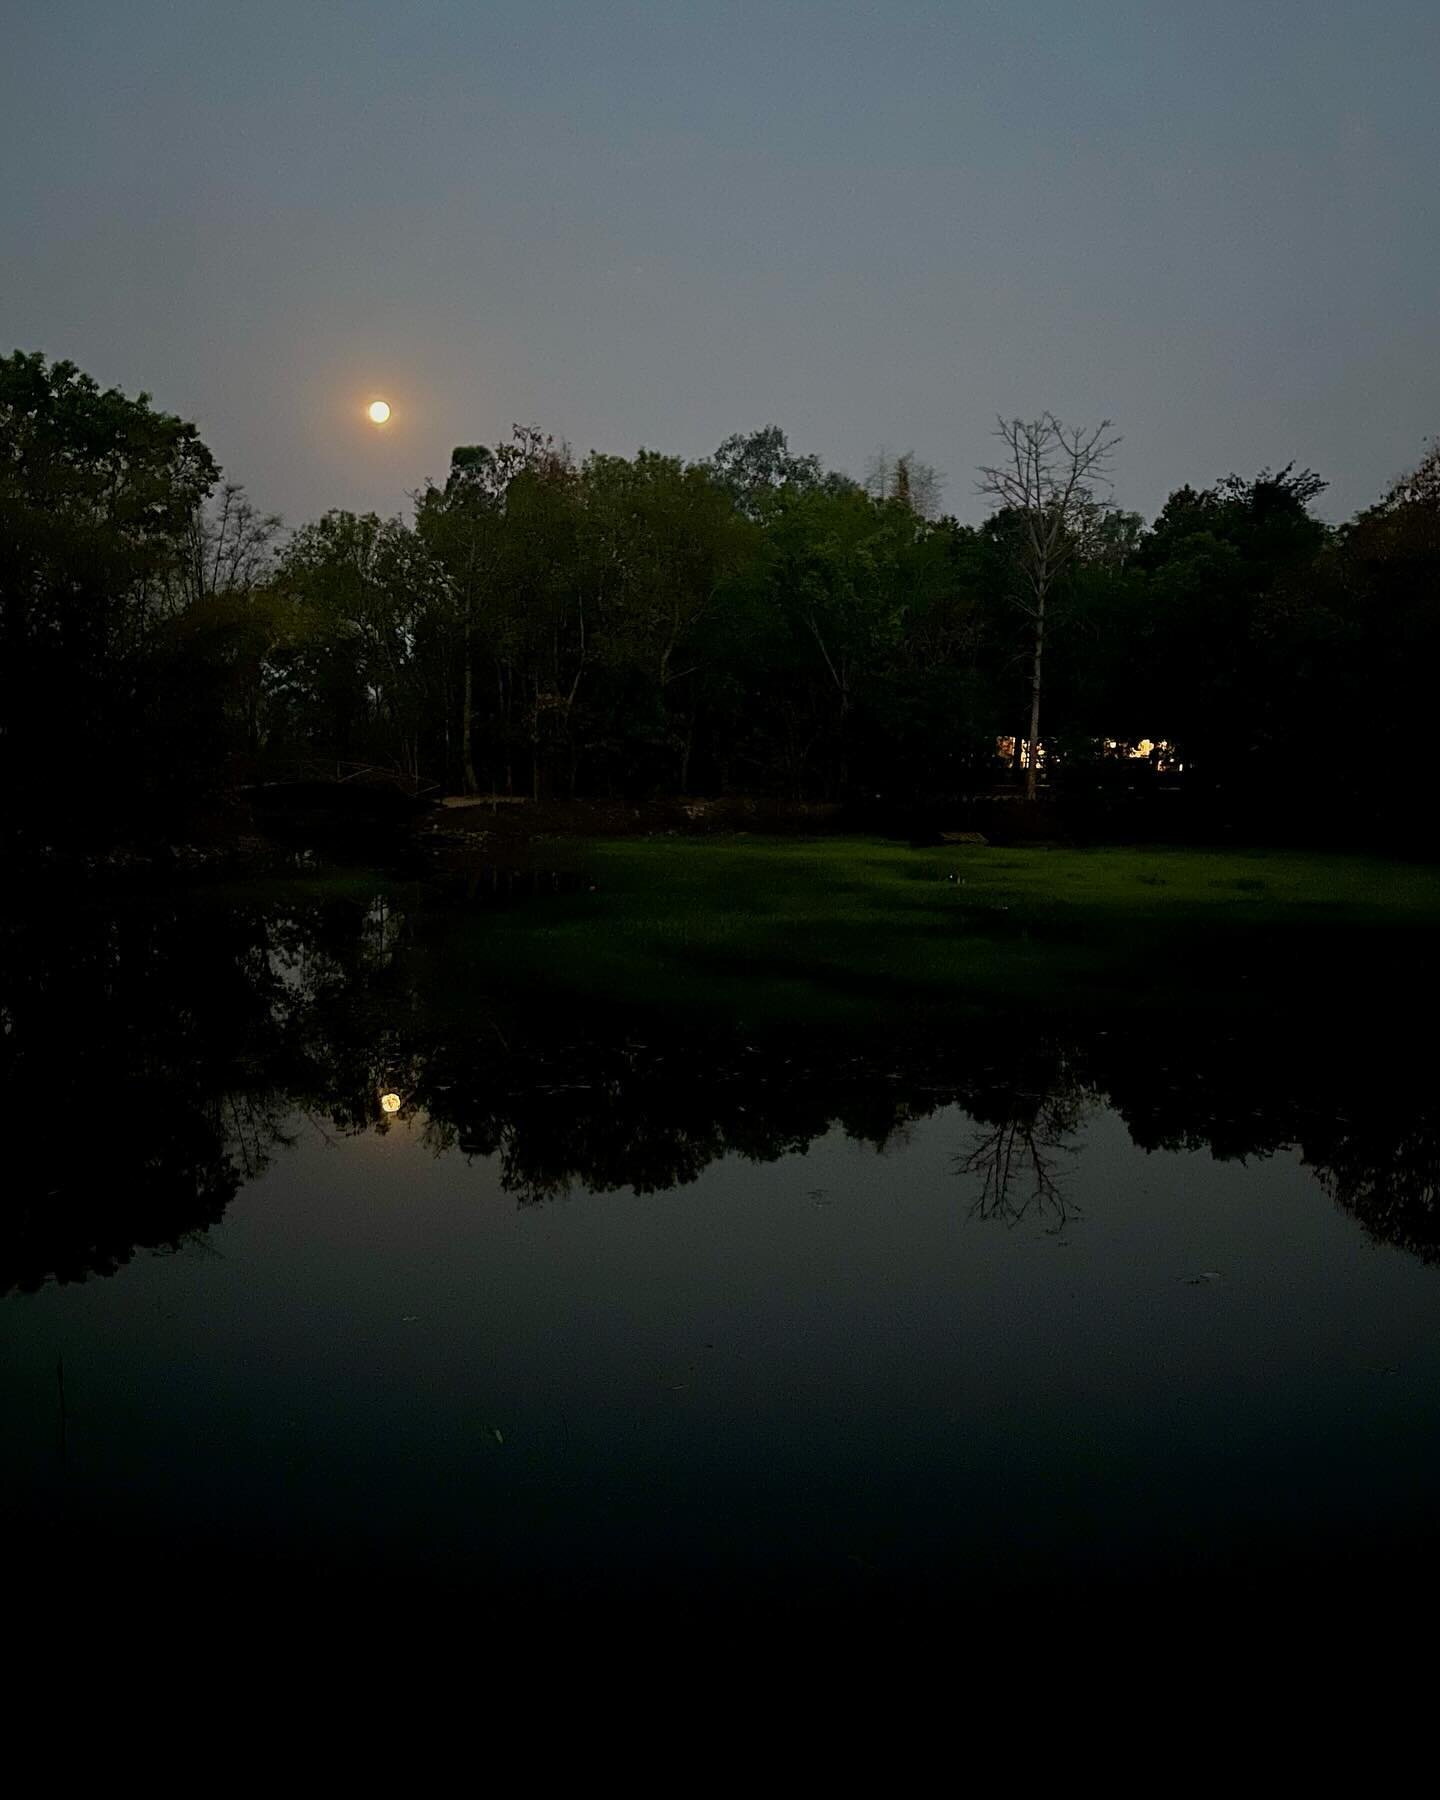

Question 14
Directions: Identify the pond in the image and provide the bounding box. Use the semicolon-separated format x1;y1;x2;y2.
5;876;1440;1622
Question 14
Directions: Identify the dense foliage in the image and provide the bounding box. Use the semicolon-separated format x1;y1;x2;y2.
4;350;1438;843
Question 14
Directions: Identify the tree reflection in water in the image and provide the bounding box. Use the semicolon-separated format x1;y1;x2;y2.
956;1062;1087;1231
4;882;1440;1290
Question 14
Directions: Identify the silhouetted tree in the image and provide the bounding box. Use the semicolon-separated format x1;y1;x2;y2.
977;414;1121;798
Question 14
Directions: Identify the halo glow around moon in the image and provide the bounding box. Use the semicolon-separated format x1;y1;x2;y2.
367;400;392;425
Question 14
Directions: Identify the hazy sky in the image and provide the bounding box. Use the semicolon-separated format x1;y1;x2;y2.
4;0;1436;527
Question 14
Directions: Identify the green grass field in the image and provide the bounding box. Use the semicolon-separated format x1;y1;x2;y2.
443;838;1440;1030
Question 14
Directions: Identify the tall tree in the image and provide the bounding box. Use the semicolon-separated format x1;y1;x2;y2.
977;414;1120;799
0;351;218;834
416;428;576;794
581;450;754;790
1136;464;1328;784
270;511;451;781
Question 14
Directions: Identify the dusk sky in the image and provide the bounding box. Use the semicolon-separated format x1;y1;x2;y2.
4;0;1436;526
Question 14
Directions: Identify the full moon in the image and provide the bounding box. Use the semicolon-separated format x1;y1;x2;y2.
367;399;392;425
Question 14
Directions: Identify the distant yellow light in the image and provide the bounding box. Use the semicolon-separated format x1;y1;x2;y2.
380;1091;401;1113
368;400;392;425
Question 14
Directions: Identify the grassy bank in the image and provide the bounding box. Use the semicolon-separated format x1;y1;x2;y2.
439;838;1440;1030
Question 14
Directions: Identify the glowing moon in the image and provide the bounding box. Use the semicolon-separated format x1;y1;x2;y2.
380;1091;401;1113
367;400;392;425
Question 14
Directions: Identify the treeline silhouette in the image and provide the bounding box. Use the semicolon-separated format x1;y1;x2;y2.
4;350;1438;847
5;885;1438;1292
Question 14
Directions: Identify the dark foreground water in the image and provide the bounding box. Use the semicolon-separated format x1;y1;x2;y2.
5;880;1440;1624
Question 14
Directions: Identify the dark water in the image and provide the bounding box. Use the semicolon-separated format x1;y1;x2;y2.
5;880;1440;1622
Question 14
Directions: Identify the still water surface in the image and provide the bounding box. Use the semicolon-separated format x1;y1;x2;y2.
5;882;1440;1614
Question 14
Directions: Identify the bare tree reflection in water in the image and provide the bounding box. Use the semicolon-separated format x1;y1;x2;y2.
956;1073;1089;1232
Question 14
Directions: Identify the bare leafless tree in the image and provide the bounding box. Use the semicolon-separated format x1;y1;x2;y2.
977;414;1121;799
865;447;945;518
162;482;283;615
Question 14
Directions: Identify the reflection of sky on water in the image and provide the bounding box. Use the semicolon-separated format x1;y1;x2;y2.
12;1090;1440;1608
